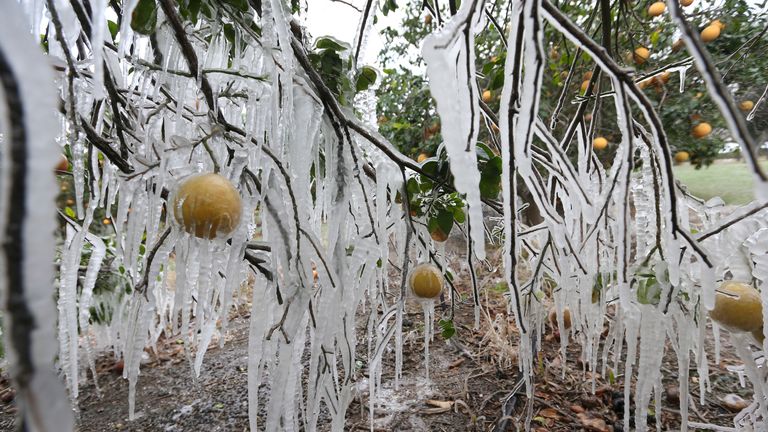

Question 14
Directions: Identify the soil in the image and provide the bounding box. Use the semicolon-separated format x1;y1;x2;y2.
0;244;754;431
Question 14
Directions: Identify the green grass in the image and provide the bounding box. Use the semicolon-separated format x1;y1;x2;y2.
673;159;768;205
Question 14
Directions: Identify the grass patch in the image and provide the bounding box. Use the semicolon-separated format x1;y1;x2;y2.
673;159;768;205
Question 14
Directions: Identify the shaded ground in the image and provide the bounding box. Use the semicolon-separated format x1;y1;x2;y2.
0;247;755;431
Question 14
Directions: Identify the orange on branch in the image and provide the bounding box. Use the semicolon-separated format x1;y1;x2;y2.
482;90;493;103
408;263;444;299
648;2;666;17
417;153;430;163
430;227;449;242
674;151;690;163
634;47;650;65
425;14;433;25
701;25;721;43
680;0;693;5
55;154;69;172
740;100;754;112
691;122;712;138
172;173;243;239
592;137;608;150
710;282;763;333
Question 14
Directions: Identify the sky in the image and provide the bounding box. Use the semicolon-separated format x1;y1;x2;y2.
304;0;404;66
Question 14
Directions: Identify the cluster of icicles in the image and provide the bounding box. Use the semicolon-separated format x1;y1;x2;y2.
2;0;768;431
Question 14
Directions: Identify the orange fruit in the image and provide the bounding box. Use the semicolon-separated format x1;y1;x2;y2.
172;173;243;239
55;154;69;172
740;100;754;112
425;14;433;25
701;25;721;43
409;263;444;299
648;2;666;17
691;122;712;138
680;0;693;5
592;137;608;150
634;47;650;65
711;19;725;30
710;282;763;333
580;80;590;94
482;90;493;103
417;153;429;163
102;218;111;225
674;151;690;163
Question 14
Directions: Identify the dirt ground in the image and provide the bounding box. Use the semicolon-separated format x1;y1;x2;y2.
0;245;755;431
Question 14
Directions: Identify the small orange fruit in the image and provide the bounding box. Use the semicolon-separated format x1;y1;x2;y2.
592;137;609;150
674;151;690;163
580;80;590;94
740;100;754;112
425;14;433;25
680;0;693;5
409;263;444;299
634;47;650;65
482;90;493;103
417;153;429;163
701;25;721;43
648;2;666;17
102;218;111;225
172;173;243;239
691;122;712;138
55;154;69;172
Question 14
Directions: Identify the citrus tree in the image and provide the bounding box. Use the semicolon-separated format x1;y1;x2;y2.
1;0;768;431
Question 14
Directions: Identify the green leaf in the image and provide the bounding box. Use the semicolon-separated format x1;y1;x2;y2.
65;206;76;218
428;209;454;236
107;20;119;41
438;319;456;339
355;66;378;92
131;0;158;35
314;36;350;52
479;156;502;199
452;207;466;223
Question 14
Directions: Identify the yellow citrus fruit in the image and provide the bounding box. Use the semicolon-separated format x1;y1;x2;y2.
634;47;650;65
417;153;429;163
701;25;721;43
409;263;444;299
549;307;572;330
580;80;590;94
674;151;690;163
691;122;712;138
680;0;693;6
482;90;493;103
710;281;763;333
648;2;666;17
592;137;608;150
172;173;243;239
740;100;754;112
102;218;111;225
711;19;726;30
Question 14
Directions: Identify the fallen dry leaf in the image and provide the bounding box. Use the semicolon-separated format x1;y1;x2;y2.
425;399;454;409
576;412;609;432
539;407;560;419
722;394;749;412
448;358;465;369
570;404;585;413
